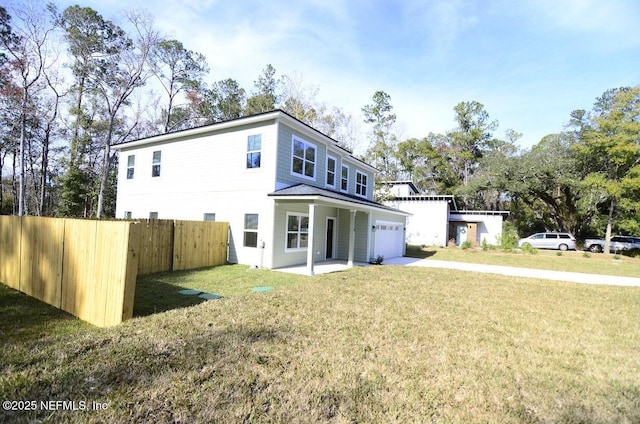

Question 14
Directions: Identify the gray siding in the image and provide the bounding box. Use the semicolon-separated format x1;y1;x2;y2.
275;122;374;200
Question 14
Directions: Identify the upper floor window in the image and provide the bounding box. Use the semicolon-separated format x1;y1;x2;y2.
152;151;161;177
356;171;368;197
203;213;216;221
149;212;158;219
340;165;349;192
326;156;336;188
291;136;316;180
247;134;261;169
126;155;135;179
244;213;259;247
124;211;132;219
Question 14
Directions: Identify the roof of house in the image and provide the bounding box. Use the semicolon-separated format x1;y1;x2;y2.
111;109;377;172
380;180;421;194
268;184;410;215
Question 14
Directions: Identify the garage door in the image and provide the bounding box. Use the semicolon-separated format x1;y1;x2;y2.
374;220;404;259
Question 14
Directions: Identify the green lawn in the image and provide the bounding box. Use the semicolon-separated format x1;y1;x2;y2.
1;262;639;423
407;244;640;278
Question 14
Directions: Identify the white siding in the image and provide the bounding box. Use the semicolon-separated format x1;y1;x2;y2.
449;213;505;245
386;199;450;247
115;121;279;266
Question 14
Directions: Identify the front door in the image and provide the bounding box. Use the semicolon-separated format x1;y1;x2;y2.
326;218;335;259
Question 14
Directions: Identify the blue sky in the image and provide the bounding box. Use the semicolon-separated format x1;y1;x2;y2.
56;0;640;150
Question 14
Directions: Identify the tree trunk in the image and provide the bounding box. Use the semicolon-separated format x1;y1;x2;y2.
603;198;615;255
19;89;27;216
96;115;115;218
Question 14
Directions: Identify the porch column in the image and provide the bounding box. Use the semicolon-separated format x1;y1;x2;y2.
347;209;356;267
306;203;316;276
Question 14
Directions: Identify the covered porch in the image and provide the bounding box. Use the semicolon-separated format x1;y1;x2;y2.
268;184;408;276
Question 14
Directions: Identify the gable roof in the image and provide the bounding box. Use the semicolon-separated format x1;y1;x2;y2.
268;184;410;216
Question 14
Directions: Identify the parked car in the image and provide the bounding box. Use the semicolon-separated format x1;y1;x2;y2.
518;232;577;251
583;236;640;253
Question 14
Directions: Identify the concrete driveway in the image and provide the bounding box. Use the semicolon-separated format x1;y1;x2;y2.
385;257;640;287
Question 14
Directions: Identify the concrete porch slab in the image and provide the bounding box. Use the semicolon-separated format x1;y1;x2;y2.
273;260;370;275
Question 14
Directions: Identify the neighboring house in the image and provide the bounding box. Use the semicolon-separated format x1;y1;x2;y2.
112;110;408;275
381;181;508;247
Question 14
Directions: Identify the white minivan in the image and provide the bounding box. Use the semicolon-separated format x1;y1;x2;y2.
518;232;577;251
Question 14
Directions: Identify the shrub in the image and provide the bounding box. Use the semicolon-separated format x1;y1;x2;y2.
556;251;563;257
497;222;519;251
582;251;591;258
481;238;489;251
461;240;472;250
521;242;538;255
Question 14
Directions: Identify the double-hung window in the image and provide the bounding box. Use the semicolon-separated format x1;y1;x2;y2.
326;156;336;188
246;134;261;168
291;136;316;180
356;171;368;197
340;165;349;192
244;214;259;247
286;213;309;250
152;151;161;177
126;155;135;179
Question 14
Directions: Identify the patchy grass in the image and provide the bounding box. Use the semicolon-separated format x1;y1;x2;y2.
406;245;640;278
2;264;640;423
134;265;310;316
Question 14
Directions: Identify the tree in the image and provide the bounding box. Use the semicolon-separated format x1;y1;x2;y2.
1;1;57;215
94;11;159;218
574;87;640;253
279;72;359;151
57;5;127;217
149;38;208;132
362;90;398;186
448;101;498;188
195;78;246;123
244;64;279;115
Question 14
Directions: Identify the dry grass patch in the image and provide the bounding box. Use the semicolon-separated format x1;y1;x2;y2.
1;265;639;423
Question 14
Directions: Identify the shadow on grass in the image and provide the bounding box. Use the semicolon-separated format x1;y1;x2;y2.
0;284;83;344
405;245;438;259
133;277;208;318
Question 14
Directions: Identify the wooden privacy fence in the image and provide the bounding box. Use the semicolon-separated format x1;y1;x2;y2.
0;216;229;327
137;219;229;275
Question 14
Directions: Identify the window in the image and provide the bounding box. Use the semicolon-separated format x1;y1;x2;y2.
340;165;349;192
286;213;309;250
124;211;132;219
291;136;316;179
203;213;216;221
127;155;135;179
243;214;258;247
149;212;158;219
152;151;161;177
246;134;261;168
326;156;336;188
356;171;368;197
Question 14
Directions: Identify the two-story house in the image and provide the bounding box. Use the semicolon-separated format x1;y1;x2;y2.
112;110;408;275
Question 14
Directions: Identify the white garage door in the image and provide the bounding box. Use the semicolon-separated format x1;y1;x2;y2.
374;220;404;259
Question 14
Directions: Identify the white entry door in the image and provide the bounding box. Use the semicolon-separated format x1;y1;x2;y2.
374;220;404;259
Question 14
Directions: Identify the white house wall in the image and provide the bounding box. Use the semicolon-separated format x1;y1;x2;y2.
386;199;450;246
115;120;279;266
449;213;504;245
